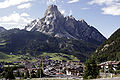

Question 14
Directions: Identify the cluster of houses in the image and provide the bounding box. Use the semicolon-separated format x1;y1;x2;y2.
99;61;120;72
1;55;120;79
0;56;84;78
43;60;84;77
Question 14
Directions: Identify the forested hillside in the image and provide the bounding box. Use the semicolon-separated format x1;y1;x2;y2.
92;28;120;63
0;29;99;62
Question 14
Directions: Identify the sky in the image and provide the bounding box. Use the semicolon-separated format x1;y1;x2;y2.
0;0;119;38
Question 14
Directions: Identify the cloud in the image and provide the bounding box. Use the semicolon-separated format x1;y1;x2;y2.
89;0;120;16
52;0;57;2
81;7;89;10
17;3;31;9
47;0;57;5
58;5;66;15
102;4;120;16
0;0;32;9
60;9;66;15
89;0;115;5
0;12;33;29
0;12;20;22
69;10;72;16
21;13;30;17
67;0;79;3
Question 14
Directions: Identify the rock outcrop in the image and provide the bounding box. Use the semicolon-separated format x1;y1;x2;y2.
25;5;106;43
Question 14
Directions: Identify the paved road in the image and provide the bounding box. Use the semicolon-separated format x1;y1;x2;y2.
31;77;120;80
92;77;120;80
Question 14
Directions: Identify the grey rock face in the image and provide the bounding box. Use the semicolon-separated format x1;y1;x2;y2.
25;5;106;43
0;27;6;33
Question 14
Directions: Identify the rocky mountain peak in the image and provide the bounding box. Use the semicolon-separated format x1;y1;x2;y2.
46;5;58;12
25;5;106;43
79;19;85;22
44;5;63;18
69;15;75;19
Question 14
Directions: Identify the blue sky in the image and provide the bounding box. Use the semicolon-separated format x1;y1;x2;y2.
0;0;119;38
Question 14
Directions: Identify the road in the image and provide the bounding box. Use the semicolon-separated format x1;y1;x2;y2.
31;77;120;80
92;77;120;80
32;77;120;80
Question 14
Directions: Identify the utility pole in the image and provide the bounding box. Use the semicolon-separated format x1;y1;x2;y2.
104;63;107;78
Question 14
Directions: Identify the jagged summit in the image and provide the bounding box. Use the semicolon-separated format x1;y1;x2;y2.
25;5;106;43
45;5;58;12
44;5;63;18
79;19;86;23
66;15;75;20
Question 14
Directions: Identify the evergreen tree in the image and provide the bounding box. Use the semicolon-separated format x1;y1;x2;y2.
36;69;40;78
40;69;45;78
24;69;29;79
16;70;20;77
83;56;99;79
21;72;24;77
5;68;15;79
30;70;36;78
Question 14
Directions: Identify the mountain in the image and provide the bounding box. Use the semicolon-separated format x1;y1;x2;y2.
92;28;120;63
0;5;106;62
25;5;106;43
0;27;6;33
0;29;98;62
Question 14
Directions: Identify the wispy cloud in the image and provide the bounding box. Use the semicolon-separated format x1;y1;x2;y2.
21;13;30;17
89;0;115;5
102;5;120;16
81;7;89;10
0;12;31;23
17;3;31;9
58;5;66;15
0;12;33;29
67;0;79;4
89;0;120;16
47;0;57;5
0;0;32;9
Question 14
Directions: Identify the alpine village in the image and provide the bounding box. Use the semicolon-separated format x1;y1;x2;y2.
0;4;120;80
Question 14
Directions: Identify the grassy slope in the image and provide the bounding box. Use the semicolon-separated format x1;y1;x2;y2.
0;52;37;62
40;52;80;61
0;29;99;62
0;52;80;62
0;52;21;62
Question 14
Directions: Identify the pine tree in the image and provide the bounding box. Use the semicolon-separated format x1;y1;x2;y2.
40;69;45;78
5;68;15;79
21;72;24;77
38;63;45;78
30;70;36;78
24;69;29;79
83;56;99;79
16;70;20;77
36;69;40;78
